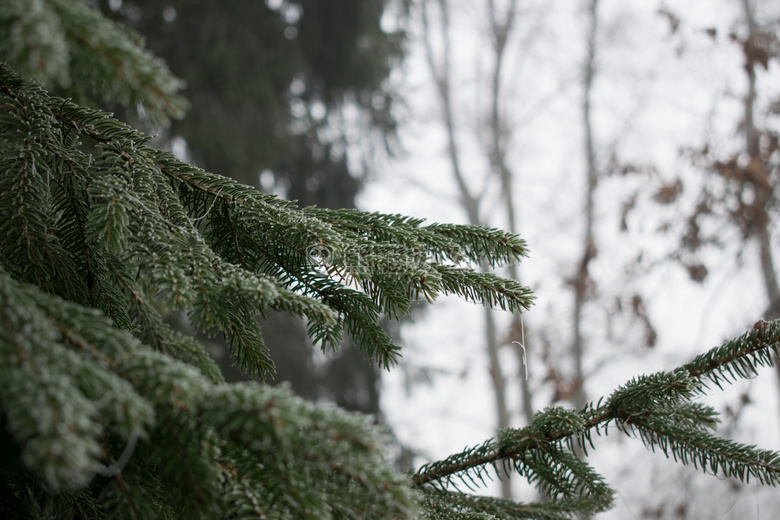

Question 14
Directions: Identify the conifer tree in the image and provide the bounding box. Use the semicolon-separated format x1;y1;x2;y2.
95;0;408;410
2;2;780;518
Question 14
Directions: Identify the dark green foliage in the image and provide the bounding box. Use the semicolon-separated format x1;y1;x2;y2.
0;58;523;516
2;2;780;518
0;0;187;123
96;0;404;410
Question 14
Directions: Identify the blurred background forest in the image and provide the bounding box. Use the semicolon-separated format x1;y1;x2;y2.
96;0;780;517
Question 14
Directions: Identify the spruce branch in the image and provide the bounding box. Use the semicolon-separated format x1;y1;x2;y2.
423;223;530;267
0;0;188;122
0;269;155;492
413;320;780;511
1;63;536;372
604;368;697;416
305;209;530;268
0;265;418;517
617;410;780;485
433;265;535;314
423;488;610;520
684;318;780;388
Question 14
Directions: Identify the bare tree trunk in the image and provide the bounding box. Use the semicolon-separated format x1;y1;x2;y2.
740;0;780;420
421;0;512;499
742;0;780;309
484;0;535;430
483;269;509;431
570;0;600;415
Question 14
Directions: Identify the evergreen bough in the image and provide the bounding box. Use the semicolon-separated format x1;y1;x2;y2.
1;2;780;518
